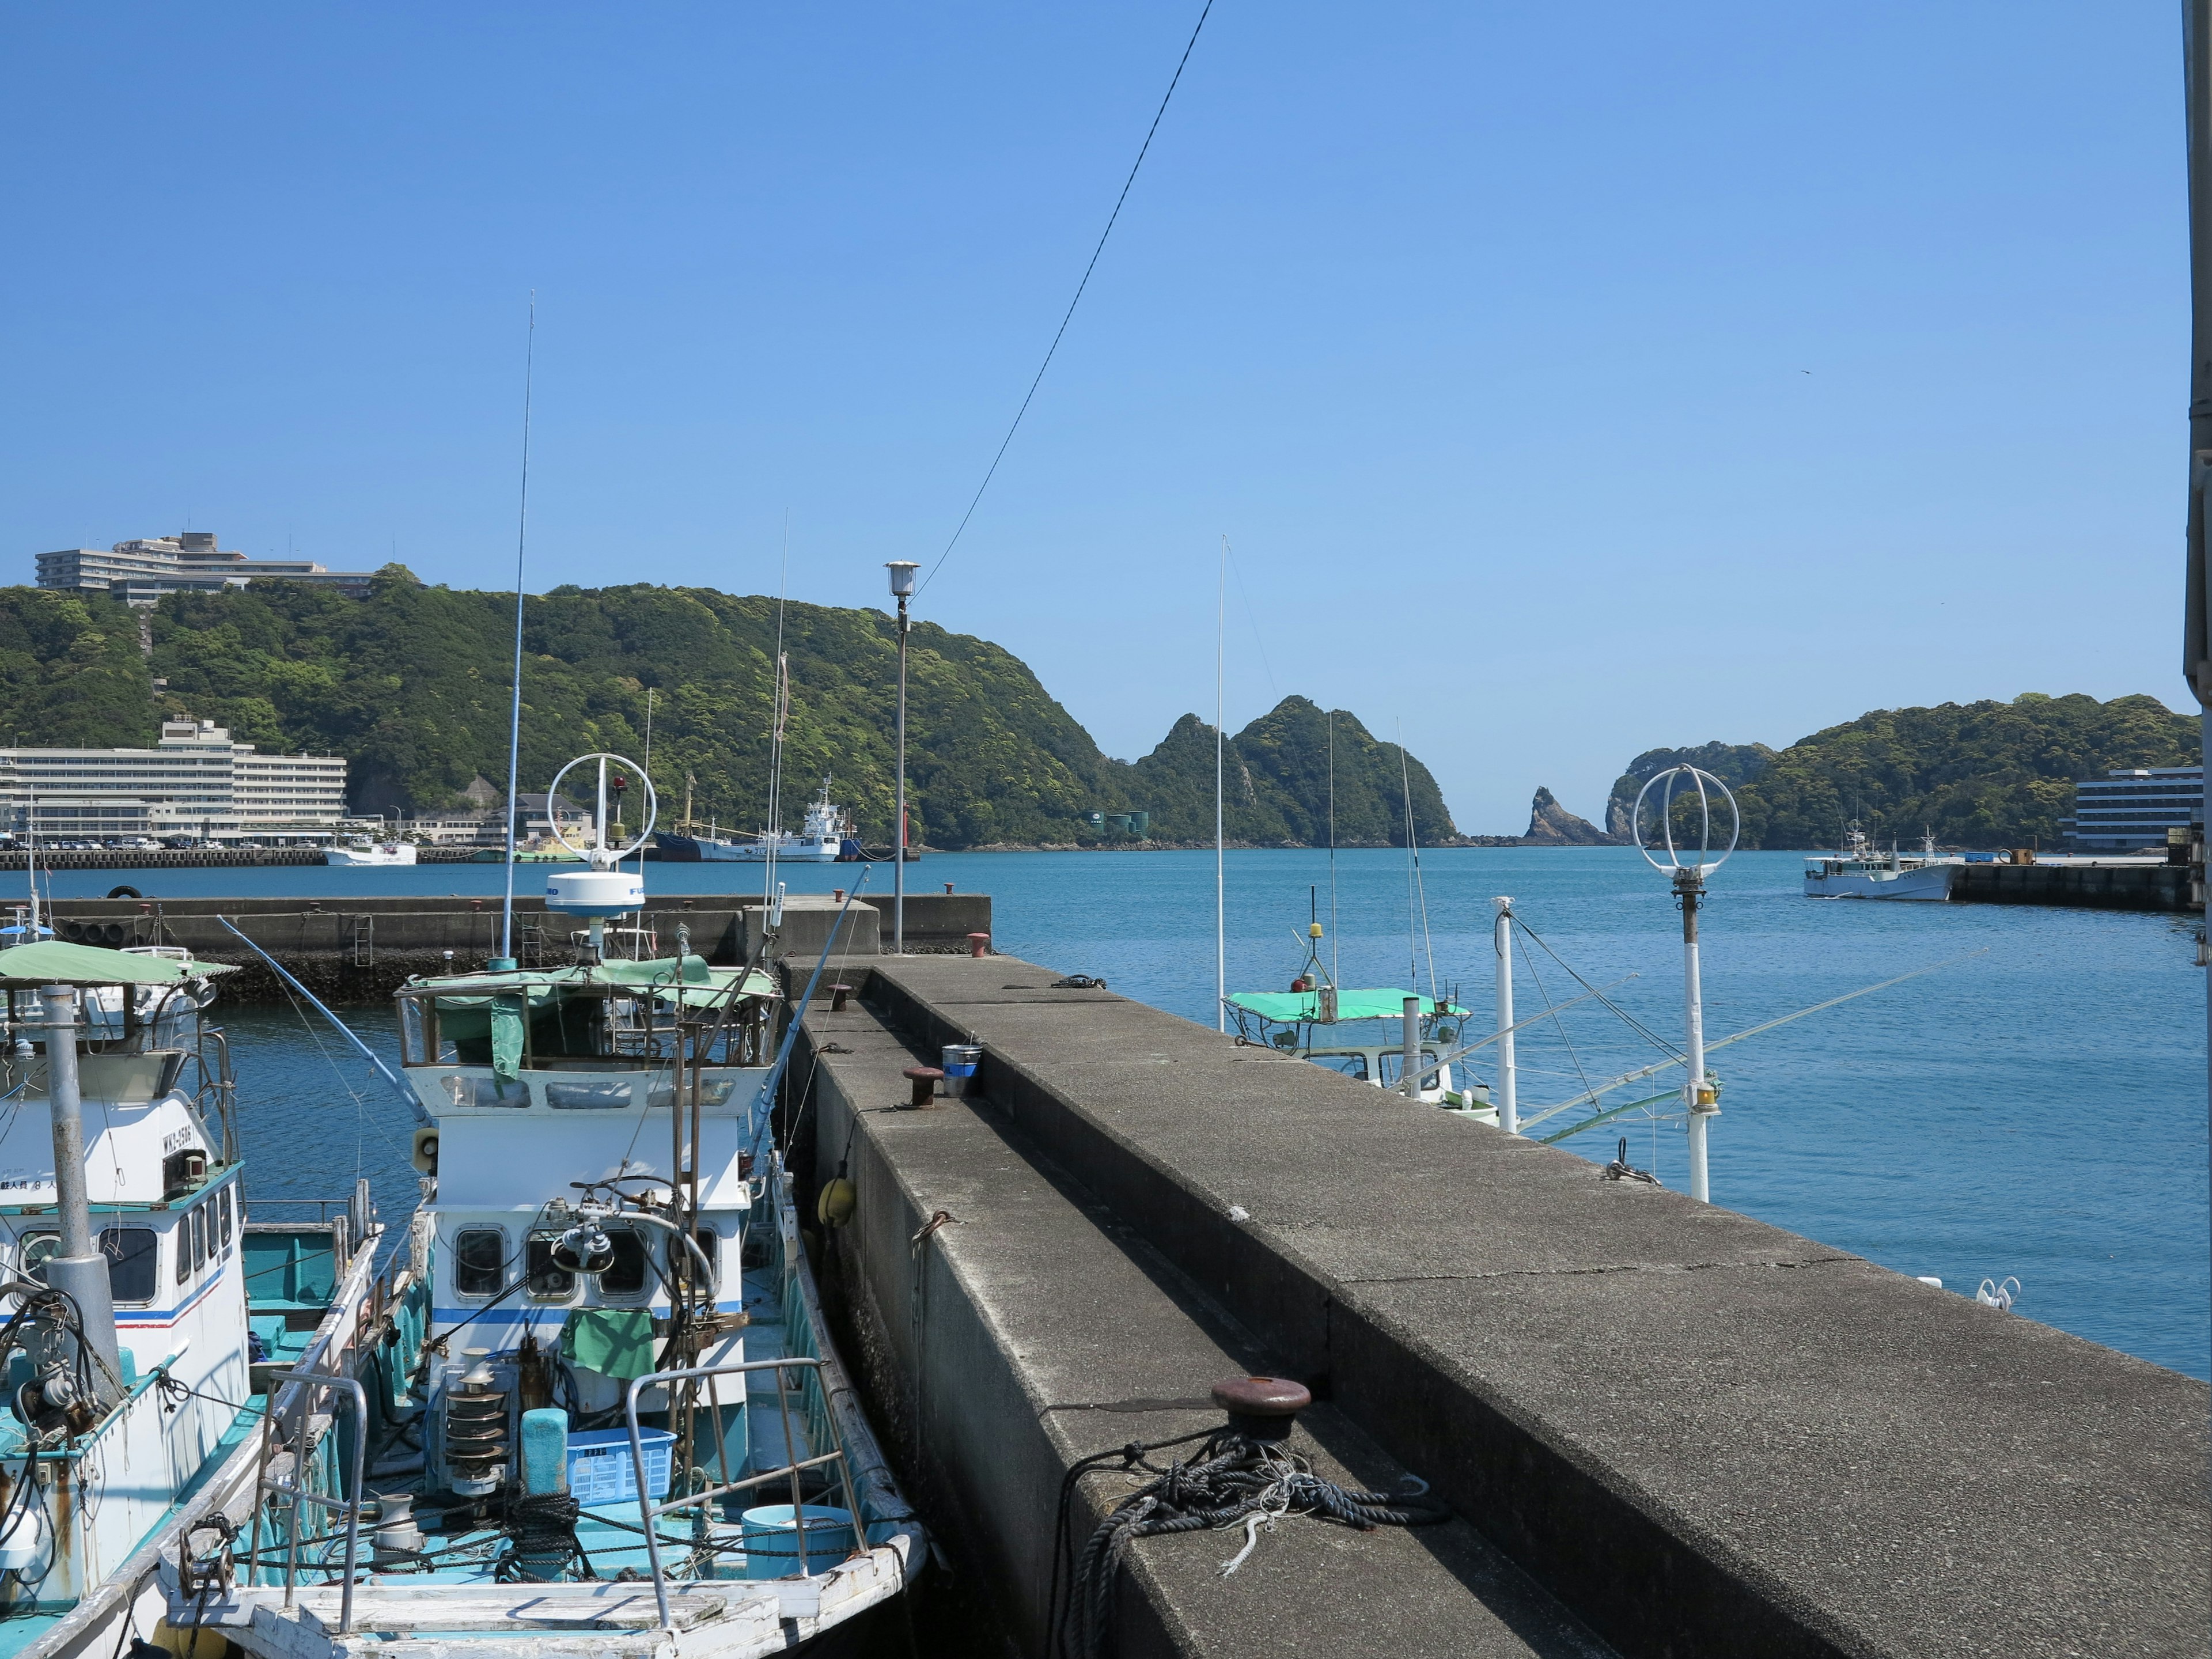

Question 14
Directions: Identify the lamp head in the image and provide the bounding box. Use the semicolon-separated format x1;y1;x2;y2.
885;560;919;599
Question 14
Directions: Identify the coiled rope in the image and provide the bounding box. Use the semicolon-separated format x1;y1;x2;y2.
498;1491;594;1582
1047;1428;1447;1658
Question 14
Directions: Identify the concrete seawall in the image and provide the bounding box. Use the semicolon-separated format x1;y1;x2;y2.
792;952;2209;1658
1948;859;2200;911
27;892;989;1001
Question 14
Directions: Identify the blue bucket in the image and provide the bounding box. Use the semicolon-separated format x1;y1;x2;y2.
740;1503;856;1578
940;1043;982;1099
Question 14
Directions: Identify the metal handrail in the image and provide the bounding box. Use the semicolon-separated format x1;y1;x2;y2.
621;1355;866;1631
249;1366;367;1635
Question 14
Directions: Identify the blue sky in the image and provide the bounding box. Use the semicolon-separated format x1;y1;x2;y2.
0;4;2185;832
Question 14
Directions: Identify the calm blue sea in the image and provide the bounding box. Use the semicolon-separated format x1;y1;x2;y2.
36;847;2210;1379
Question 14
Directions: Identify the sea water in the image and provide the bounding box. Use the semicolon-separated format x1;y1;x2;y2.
39;847;2209;1379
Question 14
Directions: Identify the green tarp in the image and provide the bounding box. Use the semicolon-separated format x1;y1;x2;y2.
0;940;237;987
490;995;526;1080
423;955;774;1001
562;1307;657;1380
1228;988;1470;1024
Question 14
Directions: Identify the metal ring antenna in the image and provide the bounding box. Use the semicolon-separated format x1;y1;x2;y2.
1631;765;1740;878
546;753;658;868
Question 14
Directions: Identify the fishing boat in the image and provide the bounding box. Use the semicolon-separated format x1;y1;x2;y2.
0;939;388;1659
656;783;844;866
1226;980;1493;1118
161;755;920;1657
1802;826;1957;901
325;840;418;868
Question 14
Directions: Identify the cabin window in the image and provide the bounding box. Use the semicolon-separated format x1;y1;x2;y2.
453;1229;505;1297
100;1228;158;1304
218;1187;233;1248
399;998;427;1065
598;1229;648;1297
18;1233;58;1285
176;1216;191;1283
439;1074;529;1109
681;1230;725;1309
1312;1055;1370;1082
545;1080;634;1111
525;1237;575;1301
191;1206;207;1272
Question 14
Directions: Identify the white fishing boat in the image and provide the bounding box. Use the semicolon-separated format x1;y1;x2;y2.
161;755;920;1658
1802;827;1956;901
325;840;419;868
654;783;844;865
0;940;386;1659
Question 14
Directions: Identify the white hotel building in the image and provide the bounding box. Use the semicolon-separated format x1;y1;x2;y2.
0;719;347;843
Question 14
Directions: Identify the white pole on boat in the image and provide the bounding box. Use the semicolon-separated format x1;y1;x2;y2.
1215;537;1226;1032
1401;995;1421;1099
1493;897;1518;1134
1631;766;1738;1205
39;983;123;1402
2182;0;2212;1338
887;561;918;955
497;296;536;971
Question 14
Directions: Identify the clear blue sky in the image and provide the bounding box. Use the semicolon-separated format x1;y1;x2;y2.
0;3;2185;833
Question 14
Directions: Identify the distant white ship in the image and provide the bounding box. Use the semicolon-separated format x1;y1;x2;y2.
654;778;846;863
324;839;418;867
1803;827;1956;901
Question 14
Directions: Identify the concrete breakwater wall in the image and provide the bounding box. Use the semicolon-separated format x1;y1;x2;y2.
790;952;2209;1658
32;892;989;1002
1948;858;2200;911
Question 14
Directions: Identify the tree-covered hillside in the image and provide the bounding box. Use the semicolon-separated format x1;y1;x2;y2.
1607;694;2199;850
0;579;1457;849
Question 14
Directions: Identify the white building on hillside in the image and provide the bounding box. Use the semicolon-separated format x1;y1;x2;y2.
0;719;347;844
2061;766;2204;851
35;531;377;604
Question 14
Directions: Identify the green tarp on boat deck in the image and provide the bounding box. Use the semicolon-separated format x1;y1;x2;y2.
0;940;237;986
562;1307;657;1380
1228;988;1471;1023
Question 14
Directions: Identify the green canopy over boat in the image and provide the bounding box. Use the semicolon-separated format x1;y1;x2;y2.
0;940;237;986
1228;988;1469;1023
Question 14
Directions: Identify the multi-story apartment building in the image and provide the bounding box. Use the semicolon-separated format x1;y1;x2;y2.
35;531;376;604
0;719;347;843
2061;766;2204;851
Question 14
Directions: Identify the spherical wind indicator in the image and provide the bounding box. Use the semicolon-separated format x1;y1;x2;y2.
1630;766;1740;1207
543;752;657;960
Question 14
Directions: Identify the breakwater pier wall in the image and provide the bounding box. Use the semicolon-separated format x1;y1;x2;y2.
1948;857;2200;911
789;951;2209;1658
31;892;988;1002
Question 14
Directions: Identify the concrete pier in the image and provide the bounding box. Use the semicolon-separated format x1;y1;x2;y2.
26;892;988;1001
1948;857;2200;911
790;952;2210;1659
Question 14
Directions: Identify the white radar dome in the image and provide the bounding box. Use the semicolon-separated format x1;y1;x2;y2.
546;868;645;917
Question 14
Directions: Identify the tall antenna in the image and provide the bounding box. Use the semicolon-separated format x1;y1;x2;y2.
1215;535;1226;1033
1399;722;1437;997
638;685;654;875
764;515;791;908
1326;709;1338;987
497;293;536;967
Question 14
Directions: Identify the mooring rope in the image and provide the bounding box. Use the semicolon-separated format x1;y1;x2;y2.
1047;1427;1447;1658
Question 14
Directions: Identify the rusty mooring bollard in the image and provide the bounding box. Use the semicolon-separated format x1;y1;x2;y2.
967;932;990;959
1211;1375;1312;1443
902;1066;944;1108
828;983;854;1013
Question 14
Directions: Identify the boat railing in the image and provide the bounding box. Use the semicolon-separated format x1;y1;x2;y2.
621;1355;867;1630
247;1366;367;1637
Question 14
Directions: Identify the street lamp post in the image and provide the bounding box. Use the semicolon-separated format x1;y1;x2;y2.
886;562;919;955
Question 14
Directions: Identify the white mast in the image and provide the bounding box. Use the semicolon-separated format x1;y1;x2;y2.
1215;536;1226;1032
1493;897;1517;1134
497;295;535;969
1631;765;1738;1203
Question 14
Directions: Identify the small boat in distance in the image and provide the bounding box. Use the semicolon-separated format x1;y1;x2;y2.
325;838;419;867
1802;826;1957;901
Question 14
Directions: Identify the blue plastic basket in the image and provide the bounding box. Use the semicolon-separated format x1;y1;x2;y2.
563;1427;674;1503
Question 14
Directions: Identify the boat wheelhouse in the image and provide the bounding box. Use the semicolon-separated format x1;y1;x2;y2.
1226;986;1495;1122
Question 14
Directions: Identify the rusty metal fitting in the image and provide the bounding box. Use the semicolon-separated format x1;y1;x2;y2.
1210;1374;1312;1443
967;932;991;959
903;1066;944;1108
828;983;854;1013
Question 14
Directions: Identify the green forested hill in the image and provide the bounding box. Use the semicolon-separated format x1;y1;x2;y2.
1604;694;2200;850
0;578;1457;849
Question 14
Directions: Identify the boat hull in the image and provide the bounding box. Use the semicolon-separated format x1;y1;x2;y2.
656;832;840;863
324;845;418;866
1803;865;1954;901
